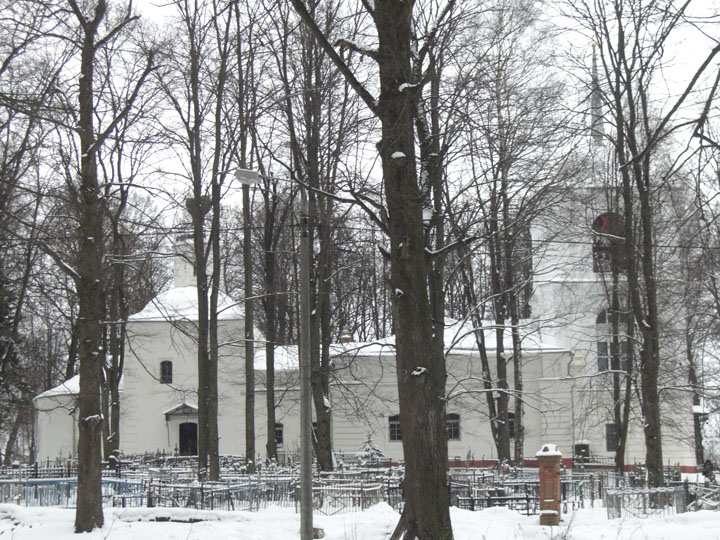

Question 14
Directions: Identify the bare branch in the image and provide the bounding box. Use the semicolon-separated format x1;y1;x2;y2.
288;0;378;116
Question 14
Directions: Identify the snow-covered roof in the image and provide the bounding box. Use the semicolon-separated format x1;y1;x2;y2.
34;375;125;400
252;318;569;371
34;375;80;400
339;318;568;358
163;401;198;417
129;286;243;322
253;345;299;371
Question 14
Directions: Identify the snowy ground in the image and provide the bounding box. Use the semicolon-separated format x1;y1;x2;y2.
2;502;720;539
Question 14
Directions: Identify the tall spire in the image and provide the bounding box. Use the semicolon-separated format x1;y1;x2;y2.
591;45;604;144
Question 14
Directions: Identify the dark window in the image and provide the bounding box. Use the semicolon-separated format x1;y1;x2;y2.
606;423;618;452
160;361;173;384
574;443;590;461
597;341;609;371
447;413;460;441
592;213;627;273
389;415;401;441
275;423;284;447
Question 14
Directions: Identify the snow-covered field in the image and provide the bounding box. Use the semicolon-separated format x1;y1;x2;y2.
2;503;720;539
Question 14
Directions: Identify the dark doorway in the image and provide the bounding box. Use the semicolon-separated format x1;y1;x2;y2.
179;422;198;456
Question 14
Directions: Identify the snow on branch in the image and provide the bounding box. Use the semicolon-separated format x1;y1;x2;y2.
35;239;81;282
334;38;379;61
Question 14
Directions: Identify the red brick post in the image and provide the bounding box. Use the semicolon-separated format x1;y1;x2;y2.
536;444;562;526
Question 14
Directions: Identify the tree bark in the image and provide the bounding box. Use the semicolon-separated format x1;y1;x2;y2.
374;2;451;538
72;1;107;529
289;1;452;536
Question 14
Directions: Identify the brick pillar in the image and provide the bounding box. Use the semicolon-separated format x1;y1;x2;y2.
536;444;562;526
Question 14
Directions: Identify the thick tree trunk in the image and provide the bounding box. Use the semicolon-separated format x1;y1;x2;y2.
289;0;452;536
373;3;451;539
73;3;106;530
311;201;334;471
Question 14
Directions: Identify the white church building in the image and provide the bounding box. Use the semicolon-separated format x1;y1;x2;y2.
33;74;702;468
33;195;700;469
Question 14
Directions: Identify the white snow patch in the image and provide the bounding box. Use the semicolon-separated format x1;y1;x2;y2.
3;502;720;539
391;151;406;159
535;443;562;457
130;286;243;322
34;375;80;398
398;83;418;92
411;366;428;376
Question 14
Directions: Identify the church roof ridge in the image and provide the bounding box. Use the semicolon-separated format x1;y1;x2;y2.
129;286;244;322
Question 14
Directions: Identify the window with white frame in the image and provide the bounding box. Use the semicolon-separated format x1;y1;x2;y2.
275;423;284;447
388;415;401;441
446;413;460;441
596;309;631;372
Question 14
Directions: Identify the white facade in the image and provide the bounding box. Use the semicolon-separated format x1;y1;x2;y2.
33;185;700;467
33;377;79;461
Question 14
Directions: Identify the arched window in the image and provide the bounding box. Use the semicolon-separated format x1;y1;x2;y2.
446;413;461;441
596;309;631;372
274;423;284;447
388;415;402;441
160;361;173;384
592;213;627;273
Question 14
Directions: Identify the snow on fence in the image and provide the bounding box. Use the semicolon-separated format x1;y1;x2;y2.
0;476;390;514
448;470;608;515
605;486;688;519
0;478;144;507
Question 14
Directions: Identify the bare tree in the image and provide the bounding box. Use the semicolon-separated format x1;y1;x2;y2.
289;1;455;537
61;0;154;529
156;0;243;480
567;0;720;486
